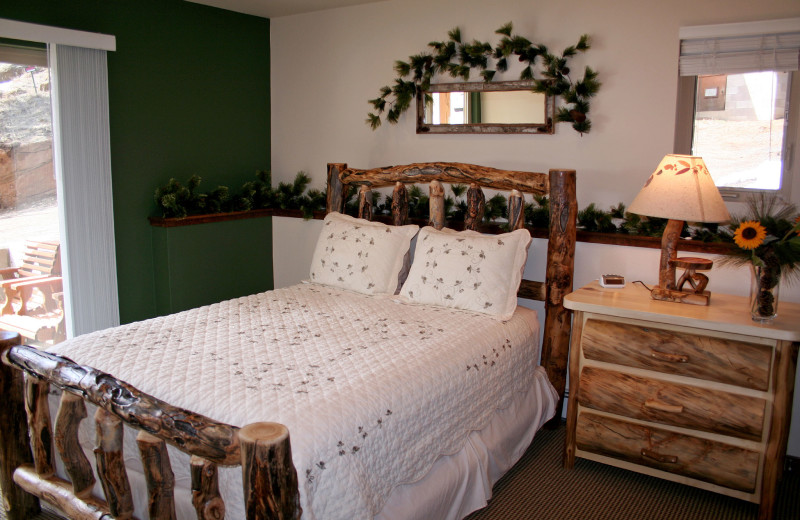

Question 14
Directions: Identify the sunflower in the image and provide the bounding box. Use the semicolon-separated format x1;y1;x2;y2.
733;220;767;250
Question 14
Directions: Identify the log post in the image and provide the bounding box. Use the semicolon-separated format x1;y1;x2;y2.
25;375;54;478
94;408;133;519
240;422;301;520
428;180;445;230
326;163;347;214
542;169;577;427
464;183;485;231
137;431;177;520
0;331;40;520
13;466;112;520
508;189;525;230
357;185;373;220
191;455;225;520
54;392;96;498
391;182;409;226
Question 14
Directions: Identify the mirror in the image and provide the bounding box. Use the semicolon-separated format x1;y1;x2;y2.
416;80;554;134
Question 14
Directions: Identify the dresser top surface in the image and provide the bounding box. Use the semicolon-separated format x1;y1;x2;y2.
565;281;800;341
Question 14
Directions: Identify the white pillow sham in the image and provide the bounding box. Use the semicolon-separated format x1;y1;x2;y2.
309;212;419;295
398;226;532;320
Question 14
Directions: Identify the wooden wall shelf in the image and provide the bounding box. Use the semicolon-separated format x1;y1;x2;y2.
148;209;734;255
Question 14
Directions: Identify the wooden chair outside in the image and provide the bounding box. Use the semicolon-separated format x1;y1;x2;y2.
0;240;62;316
0;241;65;345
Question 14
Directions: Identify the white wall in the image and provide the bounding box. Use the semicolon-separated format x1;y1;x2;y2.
271;0;800;454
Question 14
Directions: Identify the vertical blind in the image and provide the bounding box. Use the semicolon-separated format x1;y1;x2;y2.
49;44;120;336
679;19;800;76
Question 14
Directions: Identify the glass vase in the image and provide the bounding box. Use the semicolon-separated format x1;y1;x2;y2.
750;264;780;322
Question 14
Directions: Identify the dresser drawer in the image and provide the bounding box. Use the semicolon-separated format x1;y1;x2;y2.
576;411;760;493
581;318;772;391
578;366;766;441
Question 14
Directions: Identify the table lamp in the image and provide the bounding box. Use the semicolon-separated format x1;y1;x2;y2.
628;154;730;305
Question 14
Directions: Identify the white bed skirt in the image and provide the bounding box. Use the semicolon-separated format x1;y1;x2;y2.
378;366;557;520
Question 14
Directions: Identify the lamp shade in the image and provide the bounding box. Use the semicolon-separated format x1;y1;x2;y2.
628;154;730;223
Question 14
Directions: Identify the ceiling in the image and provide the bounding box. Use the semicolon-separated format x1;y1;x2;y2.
186;0;387;18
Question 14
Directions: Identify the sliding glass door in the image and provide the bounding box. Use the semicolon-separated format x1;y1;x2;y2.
0;43;66;345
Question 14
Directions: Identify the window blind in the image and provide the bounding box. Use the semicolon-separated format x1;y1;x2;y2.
0;44;47;66
49;44;120;336
679;18;800;76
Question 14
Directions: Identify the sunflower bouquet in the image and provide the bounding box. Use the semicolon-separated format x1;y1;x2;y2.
721;195;800;319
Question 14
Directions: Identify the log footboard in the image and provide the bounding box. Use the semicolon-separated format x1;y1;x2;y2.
0;331;301;520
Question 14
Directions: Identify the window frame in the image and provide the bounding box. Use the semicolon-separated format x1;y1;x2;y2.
674;70;798;202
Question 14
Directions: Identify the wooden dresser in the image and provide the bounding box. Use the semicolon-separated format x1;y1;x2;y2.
563;281;800;520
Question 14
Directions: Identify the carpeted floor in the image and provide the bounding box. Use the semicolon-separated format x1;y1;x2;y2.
466;423;799;520
2;422;798;519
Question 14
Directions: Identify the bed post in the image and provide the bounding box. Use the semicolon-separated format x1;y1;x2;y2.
326;163;347;213
240;422;301;520
541;169;577;428
391;182;409;225
0;331;41;520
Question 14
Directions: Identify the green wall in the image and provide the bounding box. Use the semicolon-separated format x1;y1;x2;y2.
152;216;273;315
0;0;271;323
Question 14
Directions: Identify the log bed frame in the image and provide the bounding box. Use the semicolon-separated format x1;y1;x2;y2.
0;162;577;520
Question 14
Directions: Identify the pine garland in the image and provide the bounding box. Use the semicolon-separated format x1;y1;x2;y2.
367;22;600;134
155;177;738;246
154;171;326;219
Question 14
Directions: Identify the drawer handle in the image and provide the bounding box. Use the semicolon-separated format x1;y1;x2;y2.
641;448;678;464
650;349;689;363
644;399;684;414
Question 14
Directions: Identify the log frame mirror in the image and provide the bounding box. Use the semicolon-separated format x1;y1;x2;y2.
416;80;555;135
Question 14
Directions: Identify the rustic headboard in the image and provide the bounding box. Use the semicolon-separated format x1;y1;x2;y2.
325;162;578;420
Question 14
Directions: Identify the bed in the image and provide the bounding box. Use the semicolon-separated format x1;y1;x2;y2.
0;162;578;520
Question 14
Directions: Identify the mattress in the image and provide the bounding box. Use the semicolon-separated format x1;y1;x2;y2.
48;283;556;519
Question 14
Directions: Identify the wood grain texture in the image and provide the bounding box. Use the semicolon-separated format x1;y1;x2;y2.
464;184;485;231
5;345;242;465
507;190;524;230
651;286;710;306
578;366;766;441
564;311;585;469
516;280;545;302
13;465;111;520
191;455;225;520
240;422;301;520
759;340;799;520
657;219;683;291
563;281;800;342
576;412;759;493
357;185;372;221
390;182;408;226
94;408;133;519
541;169;578;424
581;318;772;391
25;375;54;477
339;162;549;194
564;284;800;518
0;332;40;520
137;431;177;520
54;392;95;498
428;180;445;230
325;163;346;214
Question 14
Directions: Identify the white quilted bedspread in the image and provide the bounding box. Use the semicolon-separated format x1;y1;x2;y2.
49;283;548;519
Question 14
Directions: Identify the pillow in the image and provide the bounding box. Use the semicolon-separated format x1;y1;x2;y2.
309;212;419;295
398;226;532;320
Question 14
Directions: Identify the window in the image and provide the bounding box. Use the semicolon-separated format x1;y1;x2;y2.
674;18;800;199
1;19;119;337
